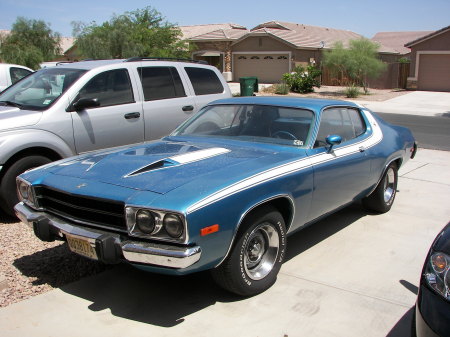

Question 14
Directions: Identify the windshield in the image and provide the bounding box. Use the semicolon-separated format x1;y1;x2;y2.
173;104;315;147
0;68;87;111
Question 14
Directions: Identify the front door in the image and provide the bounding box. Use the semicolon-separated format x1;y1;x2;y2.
306;107;372;222
71;68;144;153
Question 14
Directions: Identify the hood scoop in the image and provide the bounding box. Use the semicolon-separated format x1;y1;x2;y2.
125;147;230;177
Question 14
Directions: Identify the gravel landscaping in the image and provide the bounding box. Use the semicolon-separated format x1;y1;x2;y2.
259;85;409;101
0;211;109;308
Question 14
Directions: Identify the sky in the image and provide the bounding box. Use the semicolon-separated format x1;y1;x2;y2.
1;0;449;38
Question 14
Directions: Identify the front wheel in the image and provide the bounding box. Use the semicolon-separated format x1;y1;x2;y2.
0;155;52;216
362;162;398;213
211;206;286;296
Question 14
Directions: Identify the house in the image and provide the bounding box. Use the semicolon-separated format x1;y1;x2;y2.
183;21;400;86
404;25;450;92
371;31;433;57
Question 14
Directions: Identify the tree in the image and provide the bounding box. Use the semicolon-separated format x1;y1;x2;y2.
73;7;189;59
323;38;386;94
0;17;61;69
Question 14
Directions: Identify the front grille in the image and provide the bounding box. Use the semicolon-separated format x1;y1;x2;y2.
34;186;126;231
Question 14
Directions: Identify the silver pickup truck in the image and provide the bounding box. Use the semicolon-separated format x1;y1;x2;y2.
0;58;231;215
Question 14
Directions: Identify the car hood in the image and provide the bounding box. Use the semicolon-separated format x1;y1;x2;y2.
46;139;302;194
0;106;42;131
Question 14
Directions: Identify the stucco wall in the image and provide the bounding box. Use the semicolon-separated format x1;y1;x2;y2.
408;30;450;77
232;36;295;52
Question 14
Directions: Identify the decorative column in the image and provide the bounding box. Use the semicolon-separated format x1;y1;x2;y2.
222;42;233;82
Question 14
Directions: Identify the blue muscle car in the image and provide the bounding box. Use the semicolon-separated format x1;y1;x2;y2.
15;97;416;296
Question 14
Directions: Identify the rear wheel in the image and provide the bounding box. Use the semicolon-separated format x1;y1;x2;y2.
0;155;52;216
362;162;398;213
211;206;286;296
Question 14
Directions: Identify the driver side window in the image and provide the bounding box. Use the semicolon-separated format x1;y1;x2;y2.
314;107;366;148
77;69;134;108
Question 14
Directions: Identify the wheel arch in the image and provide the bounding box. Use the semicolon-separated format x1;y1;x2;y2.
366;156;402;198
214;195;294;268
0;147;63;180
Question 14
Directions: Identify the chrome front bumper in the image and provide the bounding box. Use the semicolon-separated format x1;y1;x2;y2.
15;202;201;269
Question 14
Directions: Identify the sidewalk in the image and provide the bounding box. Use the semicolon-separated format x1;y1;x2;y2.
1;148;449;337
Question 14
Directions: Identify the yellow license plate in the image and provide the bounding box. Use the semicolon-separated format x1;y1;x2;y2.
66;235;98;260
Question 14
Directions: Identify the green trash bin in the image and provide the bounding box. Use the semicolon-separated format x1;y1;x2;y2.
239;77;259;96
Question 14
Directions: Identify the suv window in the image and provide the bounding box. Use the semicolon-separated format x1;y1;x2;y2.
10;67;32;84
78;69;134;107
184;67;224;95
138;66;185;101
314;107;366;147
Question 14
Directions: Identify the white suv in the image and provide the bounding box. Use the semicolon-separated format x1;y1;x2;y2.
0;63;33;92
0;58;231;215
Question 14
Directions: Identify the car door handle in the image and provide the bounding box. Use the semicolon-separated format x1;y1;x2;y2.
124;112;141;119
182;105;194;112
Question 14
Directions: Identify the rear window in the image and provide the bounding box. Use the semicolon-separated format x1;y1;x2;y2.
138;66;186;101
185;67;224;95
10;67;32;84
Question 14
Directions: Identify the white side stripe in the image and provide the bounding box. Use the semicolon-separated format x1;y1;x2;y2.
187;111;383;213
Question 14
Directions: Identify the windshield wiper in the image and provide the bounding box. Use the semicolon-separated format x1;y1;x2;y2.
0;101;24;109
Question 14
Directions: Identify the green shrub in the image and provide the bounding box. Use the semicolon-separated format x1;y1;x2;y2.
282;65;321;93
274;82;290;95
344;85;361;98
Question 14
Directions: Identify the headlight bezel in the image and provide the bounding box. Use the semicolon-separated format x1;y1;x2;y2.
125;206;187;243
16;177;37;207
424;250;450;301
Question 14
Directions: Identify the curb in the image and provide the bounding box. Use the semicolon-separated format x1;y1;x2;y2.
0;273;8;292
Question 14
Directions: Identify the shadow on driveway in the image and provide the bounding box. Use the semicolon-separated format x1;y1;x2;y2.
13;202;370;327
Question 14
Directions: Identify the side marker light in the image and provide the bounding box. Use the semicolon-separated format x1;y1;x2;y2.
201;224;219;236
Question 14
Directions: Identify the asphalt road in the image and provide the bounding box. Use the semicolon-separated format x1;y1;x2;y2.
377;112;450;151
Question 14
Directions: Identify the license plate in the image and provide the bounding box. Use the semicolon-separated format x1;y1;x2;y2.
66;235;98;260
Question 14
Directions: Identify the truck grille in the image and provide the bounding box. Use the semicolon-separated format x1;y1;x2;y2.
34;186;126;231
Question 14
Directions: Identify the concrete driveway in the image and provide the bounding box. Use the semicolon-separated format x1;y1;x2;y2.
0;148;449;337
357;91;450;116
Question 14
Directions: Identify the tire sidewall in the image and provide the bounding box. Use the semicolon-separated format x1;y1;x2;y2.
231;210;286;295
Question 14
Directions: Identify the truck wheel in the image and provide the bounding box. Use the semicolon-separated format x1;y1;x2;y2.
211;206;286;296
362;162;398;213
0;155;52;216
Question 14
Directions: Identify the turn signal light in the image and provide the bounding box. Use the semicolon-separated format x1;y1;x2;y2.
201;224;219;236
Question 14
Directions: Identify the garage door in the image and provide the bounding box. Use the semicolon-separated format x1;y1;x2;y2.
418;54;450;92
233;54;290;83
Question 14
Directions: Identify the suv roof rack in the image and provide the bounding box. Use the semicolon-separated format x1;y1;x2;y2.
124;57;208;65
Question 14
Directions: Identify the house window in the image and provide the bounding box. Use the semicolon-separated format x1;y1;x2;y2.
238;56;247;60
250;56;260;60
278;56;288;60
264;56;274;60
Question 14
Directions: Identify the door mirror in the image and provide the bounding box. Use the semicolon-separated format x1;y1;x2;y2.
325;134;342;153
73;98;100;111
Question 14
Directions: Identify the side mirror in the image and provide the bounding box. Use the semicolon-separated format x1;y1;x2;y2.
72;98;100;112
325;134;342;153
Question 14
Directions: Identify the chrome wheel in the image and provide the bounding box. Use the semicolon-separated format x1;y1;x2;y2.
383;167;396;203
244;223;279;280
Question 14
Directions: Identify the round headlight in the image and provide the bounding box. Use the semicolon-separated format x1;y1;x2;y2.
164;214;183;238
136;210;156;234
18;181;29;201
